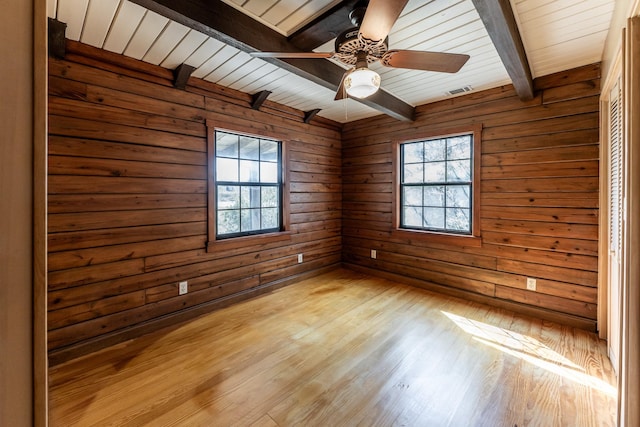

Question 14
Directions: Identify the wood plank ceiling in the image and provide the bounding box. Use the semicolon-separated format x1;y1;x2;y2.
47;0;615;123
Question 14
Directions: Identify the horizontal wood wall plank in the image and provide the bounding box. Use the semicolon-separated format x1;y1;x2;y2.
49;136;207;165
49;175;206;195
482;145;599;166
533;63;600;90
497;259;598;287
48;222;206;252
481;192;599;208
481;177;598;193
50;115;205;152
49;156;207;180
480;219;598;240
48;236;206;271
481;206;598;224
49;95;206;137
481;231;598;256
482;244;597;272
542;79;600;103
481;129;599;153
48;193;206;214
481;160;598;180
85;85;206;123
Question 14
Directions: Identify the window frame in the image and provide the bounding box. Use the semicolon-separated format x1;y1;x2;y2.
206;121;291;252
392;125;482;247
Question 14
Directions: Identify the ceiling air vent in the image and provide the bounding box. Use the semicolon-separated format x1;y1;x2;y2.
446;85;473;96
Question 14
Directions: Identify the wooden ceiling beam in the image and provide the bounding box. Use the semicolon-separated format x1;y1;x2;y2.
129;0;415;121
471;0;534;101
288;0;361;51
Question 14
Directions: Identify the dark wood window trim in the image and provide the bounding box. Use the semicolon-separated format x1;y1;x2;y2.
391;124;482;248
206;120;291;253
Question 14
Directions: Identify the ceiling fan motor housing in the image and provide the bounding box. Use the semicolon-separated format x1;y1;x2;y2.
334;26;388;66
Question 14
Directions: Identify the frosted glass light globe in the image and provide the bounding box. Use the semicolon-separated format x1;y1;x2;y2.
344;68;381;98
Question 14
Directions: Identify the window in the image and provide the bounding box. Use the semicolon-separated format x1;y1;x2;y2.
399;129;479;237
214;130;283;239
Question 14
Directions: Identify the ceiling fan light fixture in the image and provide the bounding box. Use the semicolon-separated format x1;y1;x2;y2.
344;67;381;98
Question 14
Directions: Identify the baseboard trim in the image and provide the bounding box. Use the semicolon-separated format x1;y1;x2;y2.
343;263;597;332
48;263;339;366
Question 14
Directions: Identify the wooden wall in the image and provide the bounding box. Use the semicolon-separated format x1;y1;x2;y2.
342;64;601;331
48;37;602;361
47;41;342;360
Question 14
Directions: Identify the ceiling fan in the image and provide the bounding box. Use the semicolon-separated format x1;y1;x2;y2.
251;0;470;100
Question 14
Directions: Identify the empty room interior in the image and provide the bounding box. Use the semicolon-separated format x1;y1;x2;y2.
2;0;640;425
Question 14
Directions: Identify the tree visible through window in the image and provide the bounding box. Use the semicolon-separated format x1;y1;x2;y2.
400;133;473;234
215;130;282;239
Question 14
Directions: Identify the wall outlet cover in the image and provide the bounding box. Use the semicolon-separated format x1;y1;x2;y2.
179;281;188;295
526;277;537;291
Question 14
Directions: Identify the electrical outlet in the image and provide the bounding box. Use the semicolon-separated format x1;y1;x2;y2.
371;249;377;259
297;253;303;263
179;281;188;295
526;277;537;291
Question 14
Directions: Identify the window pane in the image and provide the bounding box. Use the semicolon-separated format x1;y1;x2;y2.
424;186;445;207
217;158;238;182
424;139;446;161
447;185;470;208
403;142;424;163
240;160;260;182
403;186;422;206
424;207;445;229
262;208;279;229
214;130;283;239
447;136;471;160
404;163;424;183
425;162;446;182
262;186;278;207
403;206;423;227
447;160;471;182
399;132;474;235
218;210;240;234
241;186;261;208
216;132;238;158
260;161;278;183
217;185;239;209
240;137;260;160
261;140;278;162
241;208;261;231
446;208;470;231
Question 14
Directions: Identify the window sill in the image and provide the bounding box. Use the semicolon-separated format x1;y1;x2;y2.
391;228;482;248
206;230;292;253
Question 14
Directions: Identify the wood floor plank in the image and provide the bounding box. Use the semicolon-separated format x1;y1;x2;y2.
48;268;617;426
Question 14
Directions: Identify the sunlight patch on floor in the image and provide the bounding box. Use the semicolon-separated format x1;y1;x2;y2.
442;311;617;397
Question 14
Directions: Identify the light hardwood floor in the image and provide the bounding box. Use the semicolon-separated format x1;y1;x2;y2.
49;268;617;426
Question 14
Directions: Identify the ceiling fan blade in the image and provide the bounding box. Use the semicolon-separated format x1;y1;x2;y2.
250;52;333;59
359;0;409;44
381;50;470;73
334;69;354;100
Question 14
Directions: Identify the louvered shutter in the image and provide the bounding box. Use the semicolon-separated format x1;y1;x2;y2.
610;79;623;254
